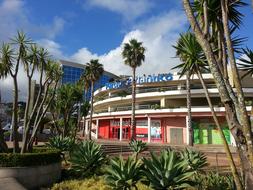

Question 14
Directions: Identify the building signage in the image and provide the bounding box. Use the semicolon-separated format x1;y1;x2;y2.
105;73;173;90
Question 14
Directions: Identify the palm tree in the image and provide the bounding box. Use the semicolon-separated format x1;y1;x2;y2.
21;44;40;153
26;61;62;151
173;34;193;146
238;47;253;134
0;43;18;151
80;73;91;137
238;48;253;78
12;32;32;152
0;60;8;151
85;59;104;140
122;39;145;140
173;32;243;190
182;1;253;188
0;32;31;152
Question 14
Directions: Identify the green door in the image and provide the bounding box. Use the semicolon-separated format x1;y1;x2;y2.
223;128;231;144
211;126;221;144
200;128;208;144
210;125;231;144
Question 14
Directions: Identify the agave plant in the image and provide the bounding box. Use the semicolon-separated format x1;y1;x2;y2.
194;172;235;190
129;140;147;160
105;156;143;190
70;140;106;177
46;136;75;163
180;148;208;173
142;149;195;189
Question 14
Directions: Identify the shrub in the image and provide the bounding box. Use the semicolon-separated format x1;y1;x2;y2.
194;172;235;190
105;156;143;190
142;149;195;189
51;177;112;190
51;176;151;190
46;136;75;163
70;140;106;177
180;148;208;172
46;136;75;151
0;148;61;167
129;140;147;160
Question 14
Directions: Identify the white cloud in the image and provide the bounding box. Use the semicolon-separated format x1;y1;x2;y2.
0;0;66;102
0;0;66;42
31;16;65;40
68;10;186;75
70;48;99;64
0;0;28;40
1;9;187;102
37;39;65;59
0;66;41;103
85;0;153;21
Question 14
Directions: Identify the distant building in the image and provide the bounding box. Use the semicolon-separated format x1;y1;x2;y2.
59;60;119;99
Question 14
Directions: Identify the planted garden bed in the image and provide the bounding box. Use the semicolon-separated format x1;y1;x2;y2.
0;148;61;189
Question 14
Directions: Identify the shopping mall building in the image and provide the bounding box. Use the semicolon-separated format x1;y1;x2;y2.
59;60;119;99
85;71;253;145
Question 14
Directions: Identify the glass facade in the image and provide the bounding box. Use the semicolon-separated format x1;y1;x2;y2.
61;65;114;99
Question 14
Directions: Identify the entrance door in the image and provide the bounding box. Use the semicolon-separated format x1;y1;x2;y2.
200;128;208;144
170;128;183;144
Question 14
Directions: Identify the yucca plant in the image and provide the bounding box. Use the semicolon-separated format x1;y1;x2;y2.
142;149;195;189
194;172;235;190
129;140;147;160
180;148;208;173
105;156;143;190
46;136;75;163
70;140;106;177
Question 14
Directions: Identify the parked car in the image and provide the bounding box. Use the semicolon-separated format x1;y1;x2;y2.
3;123;12;131
17;126;51;135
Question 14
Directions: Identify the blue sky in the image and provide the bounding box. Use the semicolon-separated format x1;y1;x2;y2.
0;0;252;101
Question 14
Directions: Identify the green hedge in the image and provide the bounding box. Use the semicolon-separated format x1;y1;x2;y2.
0;148;61;167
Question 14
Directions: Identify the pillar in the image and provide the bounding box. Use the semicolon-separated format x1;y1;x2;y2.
230;132;236;147
119;118;123;141
85;120;89;135
148;117;151;143
160;97;166;108
96;119;99;139
186;116;189;145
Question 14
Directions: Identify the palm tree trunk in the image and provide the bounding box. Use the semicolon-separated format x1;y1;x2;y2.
186;71;193;146
12;76;19;152
82;89;87;137
221;0;253;164
182;0;253;188
0;119;8;152
82;118;86;137
21;77;32;153
197;69;243;190
77;101;81;132
131;67;136;141
88;82;94;140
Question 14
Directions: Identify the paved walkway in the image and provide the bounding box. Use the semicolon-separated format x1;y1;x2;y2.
0;178;26;190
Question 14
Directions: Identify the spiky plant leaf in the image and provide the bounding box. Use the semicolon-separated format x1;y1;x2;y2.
180;148;208;172
129;140;147;160
142;149;196;189
70;140;106;177
105;156;142;190
238;47;253;78
46;136;75;152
